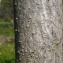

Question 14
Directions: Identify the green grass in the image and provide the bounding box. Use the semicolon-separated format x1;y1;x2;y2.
0;21;15;63
0;27;14;36
0;42;15;63
0;21;14;36
0;21;13;26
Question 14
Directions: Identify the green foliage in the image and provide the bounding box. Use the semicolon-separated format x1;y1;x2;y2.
0;42;15;63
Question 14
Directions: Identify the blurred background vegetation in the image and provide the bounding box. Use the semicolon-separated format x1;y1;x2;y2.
0;0;13;22
0;0;15;63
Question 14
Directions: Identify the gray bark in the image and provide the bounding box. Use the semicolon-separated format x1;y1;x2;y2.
14;0;62;63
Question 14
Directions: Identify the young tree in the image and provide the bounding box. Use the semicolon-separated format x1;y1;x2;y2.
14;0;63;63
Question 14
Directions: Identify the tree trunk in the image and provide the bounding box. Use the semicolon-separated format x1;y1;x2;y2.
14;0;62;63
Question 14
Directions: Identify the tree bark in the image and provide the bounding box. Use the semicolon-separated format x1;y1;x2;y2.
14;0;62;63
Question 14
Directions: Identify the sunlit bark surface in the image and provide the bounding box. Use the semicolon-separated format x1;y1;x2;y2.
14;0;62;63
